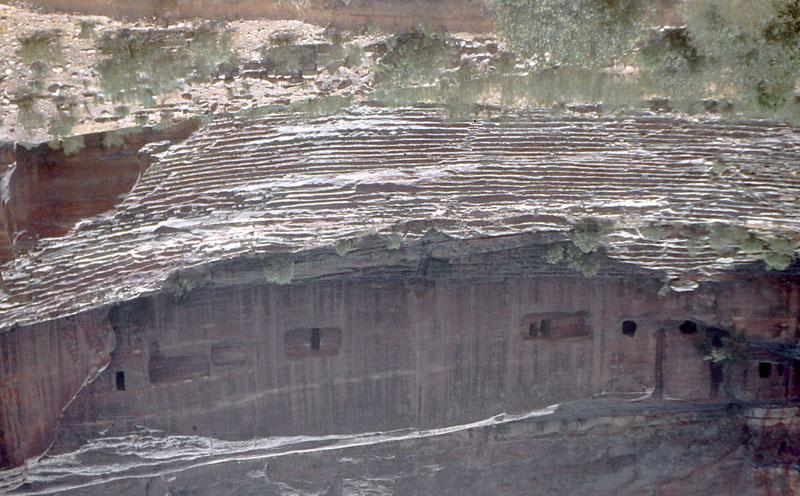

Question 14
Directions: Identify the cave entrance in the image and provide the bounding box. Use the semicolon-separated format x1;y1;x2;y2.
679;320;697;335
115;371;126;391
622;320;637;337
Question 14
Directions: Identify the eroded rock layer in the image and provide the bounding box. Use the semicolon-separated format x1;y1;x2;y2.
11;400;800;495
1;120;199;257
2;106;800;328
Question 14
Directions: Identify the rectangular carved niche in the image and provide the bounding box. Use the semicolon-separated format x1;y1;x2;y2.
284;327;342;359
149;354;210;383
520;312;591;341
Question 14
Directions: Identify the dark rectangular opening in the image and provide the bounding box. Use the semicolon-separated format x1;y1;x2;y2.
520;312;590;341
529;320;552;338
284;327;342;359
758;362;772;379
310;328;321;351
115;371;126;391
710;362;723;398
622;320;637;337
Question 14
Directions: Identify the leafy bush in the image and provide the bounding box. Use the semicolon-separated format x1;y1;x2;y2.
96;24;235;105
489;0;648;66
172;276;195;303
48;110;79;140
543;240;603;277
661;222;799;270
263;255;295;285
102;130;126;149
677;0;800;113
639;27;707;96
570;217;614;254
18;29;64;66
11;86;45;135
79;20;99;39
61;136;85;156
320;38;363;73
377;30;460;87
386;233;404;250
335;238;355;256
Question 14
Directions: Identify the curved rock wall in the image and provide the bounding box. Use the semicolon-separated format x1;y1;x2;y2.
1;242;798;479
49;260;800;454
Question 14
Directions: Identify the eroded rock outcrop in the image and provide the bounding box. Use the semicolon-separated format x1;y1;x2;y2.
0;119;198;259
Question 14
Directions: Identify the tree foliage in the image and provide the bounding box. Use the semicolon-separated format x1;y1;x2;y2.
489;0;648;66
96;24;235;105
645;0;800;114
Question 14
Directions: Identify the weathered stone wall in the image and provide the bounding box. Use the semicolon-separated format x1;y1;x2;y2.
33;401;760;495
50;268;800;454
746;405;800;495
1;245;798;473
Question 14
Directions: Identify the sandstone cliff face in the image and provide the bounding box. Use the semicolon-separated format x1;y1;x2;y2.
31;243;799;457
1;232;799;484
0;308;114;470
0;107;798;491
2;107;800;330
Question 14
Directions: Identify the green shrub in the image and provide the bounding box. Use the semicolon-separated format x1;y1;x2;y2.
18;29;64;66
639;27;707;96
543;241;603;278
377;30;460;87
62;136;86;156
173;276;195;303
263;255;295;285
13;88;45;135
96;24;236;105
570;217;614;254
102;130;126;149
79;20;99;39
48;108;79;140
335;238;356;256
679;0;800;113
386;233;404;250
489;0;648;66
320;40;364;73
545;243;565;263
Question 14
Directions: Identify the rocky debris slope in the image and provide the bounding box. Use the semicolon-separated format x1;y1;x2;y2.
4;2;794;148
0;3;504;144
